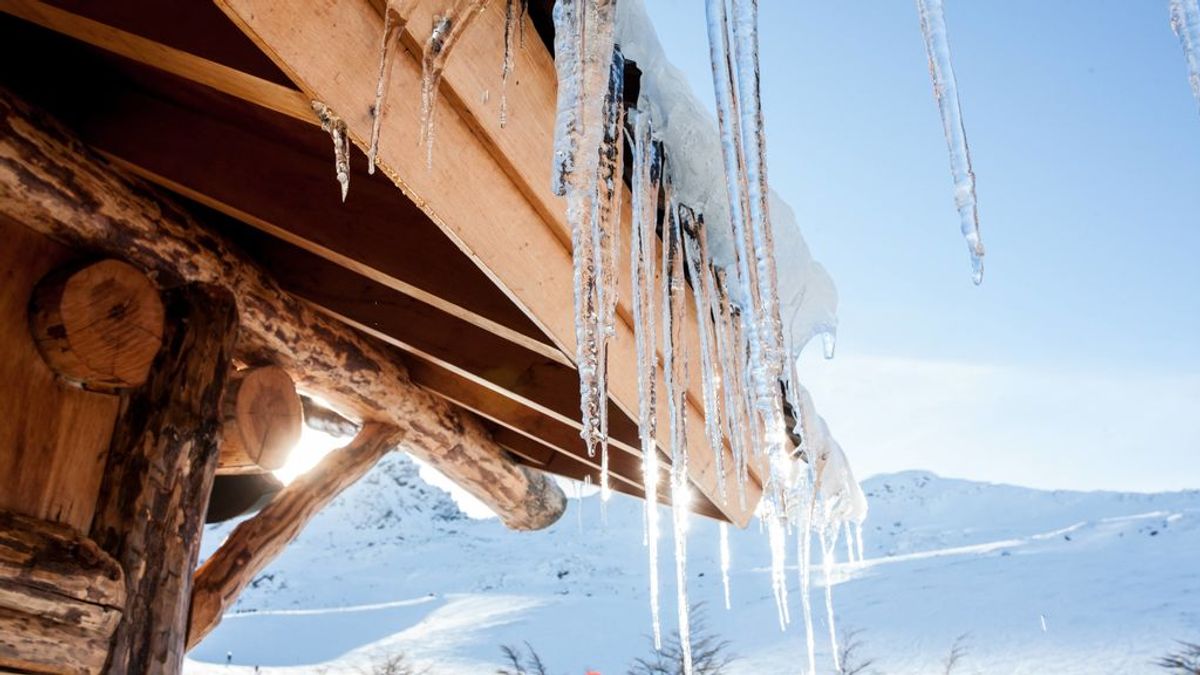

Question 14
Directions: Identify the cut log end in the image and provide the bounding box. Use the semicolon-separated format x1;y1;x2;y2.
219;365;303;474
29;258;165;392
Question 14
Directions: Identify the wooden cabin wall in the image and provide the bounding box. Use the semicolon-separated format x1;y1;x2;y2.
0;215;120;533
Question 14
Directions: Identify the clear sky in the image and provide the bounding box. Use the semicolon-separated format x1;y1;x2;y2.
643;1;1200;492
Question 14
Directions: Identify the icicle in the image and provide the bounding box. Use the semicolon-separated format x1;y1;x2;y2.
1172;0;1200;112
797;491;817;675
682;215;727;503
551;0;619;461
766;511;790;631
501;0;528;127
916;0;986;284
714;269;752;510
420;0;489;169
594;48;626;498
369;2;413;175
820;527;841;672
855;521;865;562
663;183;693;675
631;109;663;649
843;521;856;563
821;329;836;360
312;101;350;202
719;522;732;611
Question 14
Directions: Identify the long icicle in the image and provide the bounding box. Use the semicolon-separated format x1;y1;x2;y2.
552;0;618;460
500;0;528;127
1172;0;1200;112
682;217;726;503
719;522;732;611
420;0;489;169
312;101;350;201
664;189;694;675
712;268;749;508
821;526;841;672
631;109;663;650
368;1;415;174
916;0;986;284
594;48;626;505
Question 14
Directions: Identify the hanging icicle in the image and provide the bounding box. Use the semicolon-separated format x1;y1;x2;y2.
420;0;489;169
682;215;728;503
719;522;732;611
916;0;986;284
501;0;529;127
663;186;694;675
1172;0;1200;112
312;101;351;202
551;0;621;467
368;1;415;175
631;107;664;650
820;526;841;672
595;48;627;502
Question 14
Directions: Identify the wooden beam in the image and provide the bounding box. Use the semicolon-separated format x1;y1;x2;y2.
0;87;566;532
214;0;756;524
301;395;360;438
0;510;125;675
187;423;402;651
90;284;239;675
0;0;312;124
217;366;303;475
28;258;164;392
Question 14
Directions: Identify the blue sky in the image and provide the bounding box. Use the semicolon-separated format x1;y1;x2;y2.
642;1;1200;492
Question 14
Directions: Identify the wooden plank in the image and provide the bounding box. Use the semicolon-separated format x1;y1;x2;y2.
215;0;757;524
0;0;312;124
0;216;119;533
66;80;558;361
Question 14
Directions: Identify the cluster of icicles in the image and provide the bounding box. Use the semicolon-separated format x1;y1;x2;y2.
550;0;872;672
302;0;1200;670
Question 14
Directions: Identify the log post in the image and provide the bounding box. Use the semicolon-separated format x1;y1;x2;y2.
218;365;303;474
0;88;565;531
29;258;165;392
0;510;126;675
187;422;403;649
90;284;239;675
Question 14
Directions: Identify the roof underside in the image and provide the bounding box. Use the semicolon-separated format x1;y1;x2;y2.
0;0;744;521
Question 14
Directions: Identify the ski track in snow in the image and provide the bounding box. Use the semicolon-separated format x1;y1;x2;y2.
186;460;1200;675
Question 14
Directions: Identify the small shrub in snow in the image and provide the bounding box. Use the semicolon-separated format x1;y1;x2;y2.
1156;640;1200;674
628;605;735;675
497;642;550;675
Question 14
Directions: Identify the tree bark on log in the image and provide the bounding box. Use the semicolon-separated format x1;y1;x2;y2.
0;88;565;532
0;510;125;675
187;422;403;650
90;284;239;675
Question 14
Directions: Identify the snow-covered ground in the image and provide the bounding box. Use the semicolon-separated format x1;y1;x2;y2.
186;456;1200;674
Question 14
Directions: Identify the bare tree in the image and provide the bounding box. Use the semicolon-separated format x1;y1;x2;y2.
942;633;970;675
629;605;735;675
356;650;426;675
1156;641;1200;674
497;642;550;675
838;628;877;675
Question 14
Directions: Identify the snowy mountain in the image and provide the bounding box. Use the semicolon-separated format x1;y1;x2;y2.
187;457;1200;674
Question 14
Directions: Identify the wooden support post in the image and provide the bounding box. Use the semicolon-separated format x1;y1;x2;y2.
218;365;303;474
0;88;566;532
187;422;402;650
0;510;126;675
90;284;239;675
29;258;165;392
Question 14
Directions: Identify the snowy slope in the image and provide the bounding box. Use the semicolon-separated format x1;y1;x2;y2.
187;457;1200;674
